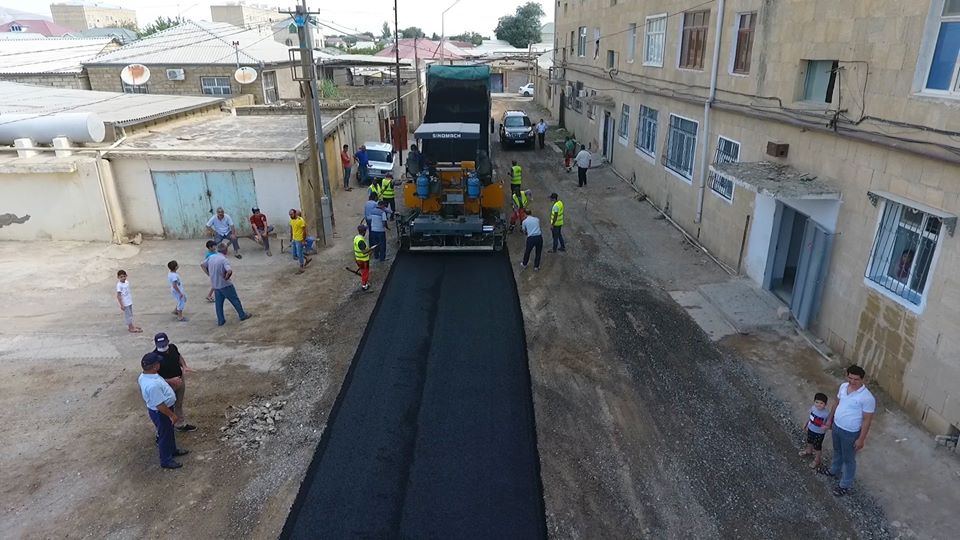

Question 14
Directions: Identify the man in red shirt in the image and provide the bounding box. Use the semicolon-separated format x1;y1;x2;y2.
340;144;353;191
248;208;274;256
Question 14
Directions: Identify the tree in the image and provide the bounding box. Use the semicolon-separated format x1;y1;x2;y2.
139;16;183;38
430;32;439;41
381;21;392;40
450;31;485;46
399;26;425;38
494;2;544;48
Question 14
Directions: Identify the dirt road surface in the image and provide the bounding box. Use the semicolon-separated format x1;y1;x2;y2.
493;96;888;538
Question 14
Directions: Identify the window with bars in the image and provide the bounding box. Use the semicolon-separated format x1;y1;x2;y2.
635;105;658;155
121;81;148;94
665;114;698;179
709;136;740;200
866;201;942;306
577;26;587;57
679;10;710;70
733;12;756;74
618;103;630;141
644;14;666;66
201;76;233;95
627;23;637;62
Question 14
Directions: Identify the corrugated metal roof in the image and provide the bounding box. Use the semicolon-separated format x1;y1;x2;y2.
85;20;295;66
0;81;224;126
0;37;114;73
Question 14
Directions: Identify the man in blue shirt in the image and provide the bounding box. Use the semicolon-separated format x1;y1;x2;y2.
138;352;189;469
354;145;370;186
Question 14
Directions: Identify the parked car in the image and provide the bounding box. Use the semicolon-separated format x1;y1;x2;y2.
500;110;535;149
363;141;395;181
519;83;534;96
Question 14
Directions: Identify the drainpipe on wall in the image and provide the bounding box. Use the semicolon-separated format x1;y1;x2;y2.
695;0;725;225
95;142;128;244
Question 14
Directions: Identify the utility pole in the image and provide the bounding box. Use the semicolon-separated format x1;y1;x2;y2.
282;1;334;245
413;36;422;122
393;0;403;166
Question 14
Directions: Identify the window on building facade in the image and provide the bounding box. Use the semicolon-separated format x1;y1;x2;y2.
925;0;960;93
10;24;22;32
635;105;658;155
733;12;756;74
644;14;666;66
866;201;943;306
709;136;740;201
577;26;587;56
263;70;278;103
201;76;233;95
801;60;838;102
618;103;630;142
121;81;148;94
574;81;584;111
627;23;637;63
570;30;575;53
564;2;568;15
680;10;710;70
607;50;616;68
665;114;698;179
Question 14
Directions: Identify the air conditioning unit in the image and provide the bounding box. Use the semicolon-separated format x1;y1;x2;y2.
166;68;185;81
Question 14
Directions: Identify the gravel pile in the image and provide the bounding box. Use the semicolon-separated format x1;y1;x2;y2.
220;399;287;451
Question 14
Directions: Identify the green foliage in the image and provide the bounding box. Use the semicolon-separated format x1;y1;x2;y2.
450;31;485;46
494;2;544;48
319;79;339;98
139;16;184;38
399;26;425;38
430;32;439;41
346;45;385;55
381;22;392;40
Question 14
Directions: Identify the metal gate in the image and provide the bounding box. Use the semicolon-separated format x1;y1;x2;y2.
791;221;834;329
151;170;257;238
489;73;504;93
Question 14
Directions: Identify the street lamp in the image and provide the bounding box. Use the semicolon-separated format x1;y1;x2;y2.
440;0;462;62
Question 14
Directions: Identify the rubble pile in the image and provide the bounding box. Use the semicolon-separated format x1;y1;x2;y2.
220;399;286;451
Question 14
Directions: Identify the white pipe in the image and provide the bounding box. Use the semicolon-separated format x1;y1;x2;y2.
0;113;105;144
695;0;725;224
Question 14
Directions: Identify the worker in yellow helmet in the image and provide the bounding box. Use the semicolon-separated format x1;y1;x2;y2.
548;192;565;252
509;160;522;198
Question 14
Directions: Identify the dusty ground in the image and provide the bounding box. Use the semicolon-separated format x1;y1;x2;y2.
492;96;948;539
0;190;387;538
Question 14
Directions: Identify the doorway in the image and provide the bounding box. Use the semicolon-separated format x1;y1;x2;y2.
770;205;808;304
151;170;257;238
558;91;565;129
601;111;613;162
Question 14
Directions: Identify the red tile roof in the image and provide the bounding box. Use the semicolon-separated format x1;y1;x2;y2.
0;19;74;37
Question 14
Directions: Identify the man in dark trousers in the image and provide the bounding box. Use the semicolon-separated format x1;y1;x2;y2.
201;242;252;326
548;192;566;252
575;144;592;187
520;209;543;271
138;352;189;469
154;332;197;433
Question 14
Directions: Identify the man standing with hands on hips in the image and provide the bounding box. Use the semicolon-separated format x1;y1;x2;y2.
821;364;876;497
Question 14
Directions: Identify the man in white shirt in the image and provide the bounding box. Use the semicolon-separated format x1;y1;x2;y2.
575;145;592;187
138;352;189;469
206;207;242;259
823;364;875;496
520;210;543;271
536;118;547;149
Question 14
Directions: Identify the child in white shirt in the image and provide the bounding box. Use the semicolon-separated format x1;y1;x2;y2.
116;270;142;333
167;260;188;322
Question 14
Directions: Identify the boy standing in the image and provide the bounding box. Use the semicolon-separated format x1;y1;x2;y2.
799;392;829;468
167;261;188;322
116;270;142;333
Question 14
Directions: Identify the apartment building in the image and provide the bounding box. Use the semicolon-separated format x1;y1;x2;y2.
549;0;960;436
50;2;137;32
210;2;284;30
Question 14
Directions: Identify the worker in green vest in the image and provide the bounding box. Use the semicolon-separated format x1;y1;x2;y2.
353;224;372;291
379;174;396;213
510;160;522;198
549;192;566;252
369;179;382;202
509;189;531;233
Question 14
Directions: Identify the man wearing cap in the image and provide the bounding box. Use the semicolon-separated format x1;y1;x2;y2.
154;333;197;433
248;208;273;256
138;352;189;469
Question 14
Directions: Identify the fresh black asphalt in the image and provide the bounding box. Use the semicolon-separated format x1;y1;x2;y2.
281;251;546;539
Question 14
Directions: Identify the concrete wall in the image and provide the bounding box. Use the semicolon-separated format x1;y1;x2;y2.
0;73;90;90
109;158;302;238
50;4;137;31
86;64;297;104
555;0;960;434
0;157;113;241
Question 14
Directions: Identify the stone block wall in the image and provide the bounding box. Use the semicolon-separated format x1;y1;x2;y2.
0;73;90;90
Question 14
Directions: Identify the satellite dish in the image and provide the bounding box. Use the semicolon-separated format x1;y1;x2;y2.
234;66;258;84
120;64;150;86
